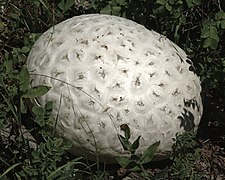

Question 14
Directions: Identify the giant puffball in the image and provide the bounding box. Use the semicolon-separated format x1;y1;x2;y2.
27;14;203;163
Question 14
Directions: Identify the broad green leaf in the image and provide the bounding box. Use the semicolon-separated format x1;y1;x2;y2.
54;138;63;148
21;46;30;53
120;124;130;140
32;106;44;116
120;124;131;140
168;0;176;5
4;59;13;74
31;150;39;159
8;12;20;20
45;101;53;111
215;10;225;20
185;0;194;8
210;25;218;34
18;53;26;63
112;6;121;16
207;57;213;62
221;20;225;29
210;26;219;42
0;22;6;30
202;20;211;27
115;156;131;167
109;0;118;6
116;0;127;6
165;3;172;11
118;134;131;151
46;138;52;150
179;15;186;24
222;60;225;66
58;0;66;11
156;0;166;5
22;85;51;99
30;0;40;6
132;135;141;151
203;38;211;48
216;21;221;29
34;116;46;127
64;0;75;10
173;12;181;19
201;26;210;38
178;0;183;4
100;5;112;15
193;0;201;5
140;141;160;164
19;67;30;93
58;0;75;12
203;37;218;49
211;33;219;43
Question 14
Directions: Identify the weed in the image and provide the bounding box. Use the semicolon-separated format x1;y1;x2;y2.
171;131;204;179
115;124;168;179
0;64;87;179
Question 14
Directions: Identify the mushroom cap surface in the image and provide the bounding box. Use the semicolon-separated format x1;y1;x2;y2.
27;14;203;163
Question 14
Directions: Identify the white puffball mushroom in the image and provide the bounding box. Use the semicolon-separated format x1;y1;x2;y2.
27;14;203;163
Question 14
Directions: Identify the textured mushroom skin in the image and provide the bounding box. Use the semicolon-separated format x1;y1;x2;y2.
27;14;203;163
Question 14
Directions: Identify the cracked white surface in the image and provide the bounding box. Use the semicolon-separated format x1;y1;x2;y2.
27;14;203;163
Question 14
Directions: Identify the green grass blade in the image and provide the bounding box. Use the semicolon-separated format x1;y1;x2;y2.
47;157;85;179
0;163;21;178
0;91;18;122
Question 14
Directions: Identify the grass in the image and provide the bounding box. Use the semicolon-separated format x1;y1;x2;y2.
0;0;225;179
